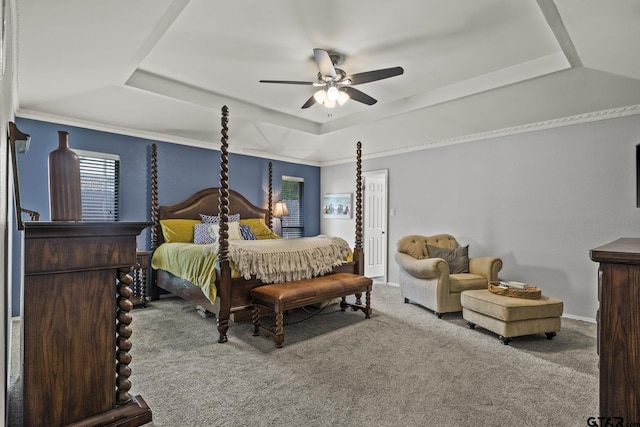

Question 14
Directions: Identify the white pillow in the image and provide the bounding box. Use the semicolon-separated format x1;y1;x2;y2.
208;222;242;241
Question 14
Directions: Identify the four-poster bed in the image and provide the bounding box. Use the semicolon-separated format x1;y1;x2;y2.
149;106;366;343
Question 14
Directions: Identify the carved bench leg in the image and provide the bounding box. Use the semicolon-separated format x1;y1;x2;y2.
340;296;348;311
364;289;372;318
275;311;284;348
252;305;260;336
355;292;362;306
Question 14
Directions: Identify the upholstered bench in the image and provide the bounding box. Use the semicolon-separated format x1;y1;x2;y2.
251;273;373;348
461;289;563;345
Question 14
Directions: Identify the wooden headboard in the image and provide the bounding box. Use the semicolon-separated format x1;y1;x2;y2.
157;187;268;245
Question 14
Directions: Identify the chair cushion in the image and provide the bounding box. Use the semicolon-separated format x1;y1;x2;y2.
427;244;469;273
449;274;488;292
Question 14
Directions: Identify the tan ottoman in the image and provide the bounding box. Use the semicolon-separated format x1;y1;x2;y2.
461;289;563;345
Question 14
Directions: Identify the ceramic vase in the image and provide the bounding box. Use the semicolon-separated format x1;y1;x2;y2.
49;131;82;221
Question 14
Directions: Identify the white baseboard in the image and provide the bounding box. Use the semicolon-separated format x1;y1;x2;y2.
375;283;596;322
562;313;596;323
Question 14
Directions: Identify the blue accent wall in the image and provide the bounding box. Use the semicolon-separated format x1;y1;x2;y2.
12;118;320;315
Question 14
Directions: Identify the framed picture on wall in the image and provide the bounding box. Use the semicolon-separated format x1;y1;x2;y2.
323;193;352;219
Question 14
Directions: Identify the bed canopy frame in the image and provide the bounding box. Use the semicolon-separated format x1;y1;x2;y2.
149;106;364;343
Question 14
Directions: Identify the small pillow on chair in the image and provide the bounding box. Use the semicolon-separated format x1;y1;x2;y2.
426;244;469;274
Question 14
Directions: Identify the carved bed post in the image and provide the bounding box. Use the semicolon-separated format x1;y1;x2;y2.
268;161;273;230
217;106;231;343
354;141;364;276
149;143;160;301
150;143;158;250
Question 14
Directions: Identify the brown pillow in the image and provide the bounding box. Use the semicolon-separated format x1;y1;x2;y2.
426;244;469;274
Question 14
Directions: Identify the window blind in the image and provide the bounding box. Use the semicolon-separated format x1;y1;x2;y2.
281;176;304;238
76;150;120;221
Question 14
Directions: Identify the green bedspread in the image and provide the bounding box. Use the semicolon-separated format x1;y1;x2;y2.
151;242;219;303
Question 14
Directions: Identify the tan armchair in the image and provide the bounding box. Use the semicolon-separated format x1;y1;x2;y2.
395;234;502;318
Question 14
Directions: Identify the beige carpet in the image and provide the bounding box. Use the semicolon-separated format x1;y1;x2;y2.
10;283;598;426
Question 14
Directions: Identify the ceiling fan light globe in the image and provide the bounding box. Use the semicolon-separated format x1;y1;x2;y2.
337;91;349;105
313;90;327;103
324;98;336;108
327;86;339;101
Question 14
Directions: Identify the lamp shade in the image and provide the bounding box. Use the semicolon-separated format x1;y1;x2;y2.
274;201;289;218
313;90;327;104
337;90;350;105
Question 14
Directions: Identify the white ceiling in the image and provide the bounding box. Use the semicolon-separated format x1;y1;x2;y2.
15;0;640;165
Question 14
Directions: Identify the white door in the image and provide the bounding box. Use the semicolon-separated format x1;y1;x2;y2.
363;170;388;280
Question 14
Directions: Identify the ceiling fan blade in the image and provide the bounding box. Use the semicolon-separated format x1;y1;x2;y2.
343;87;377;105
313;48;336;79
259;80;315;85
346;66;404;85
301;95;316;109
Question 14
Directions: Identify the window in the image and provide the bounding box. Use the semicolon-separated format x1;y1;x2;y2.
76;150;120;221
281;176;304;238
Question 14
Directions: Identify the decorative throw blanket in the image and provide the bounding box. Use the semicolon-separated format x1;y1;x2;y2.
204;235;350;283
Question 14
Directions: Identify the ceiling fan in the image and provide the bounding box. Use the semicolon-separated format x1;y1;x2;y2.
259;48;404;110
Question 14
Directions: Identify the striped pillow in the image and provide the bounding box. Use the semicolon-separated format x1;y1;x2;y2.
239;224;257;240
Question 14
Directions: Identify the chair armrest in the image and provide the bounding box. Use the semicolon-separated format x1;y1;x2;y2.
468;257;503;282
394;252;448;279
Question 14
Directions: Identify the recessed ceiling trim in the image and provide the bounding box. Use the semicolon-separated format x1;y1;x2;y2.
536;0;582;67
120;0;192;84
320;52;571;134
126;69;322;135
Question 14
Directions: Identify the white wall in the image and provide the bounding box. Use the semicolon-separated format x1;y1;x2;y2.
2;0;19;423
321;113;640;320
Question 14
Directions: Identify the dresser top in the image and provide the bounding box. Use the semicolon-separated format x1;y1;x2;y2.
590;237;640;264
23;221;152;239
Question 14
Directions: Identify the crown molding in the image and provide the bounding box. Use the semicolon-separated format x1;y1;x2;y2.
346;104;640;165
15;109;322;167
18;104;640;168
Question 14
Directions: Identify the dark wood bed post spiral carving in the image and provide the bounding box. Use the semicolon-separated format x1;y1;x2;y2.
217;106;231;343
268;161;273;230
150;143;158;250
354;141;364;276
116;268;135;404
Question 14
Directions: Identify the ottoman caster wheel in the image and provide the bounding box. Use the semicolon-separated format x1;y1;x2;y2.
545;332;557;340
466;321;476;329
499;336;512;345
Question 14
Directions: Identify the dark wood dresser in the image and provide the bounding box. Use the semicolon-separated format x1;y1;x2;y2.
590;238;640;423
22;222;152;427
